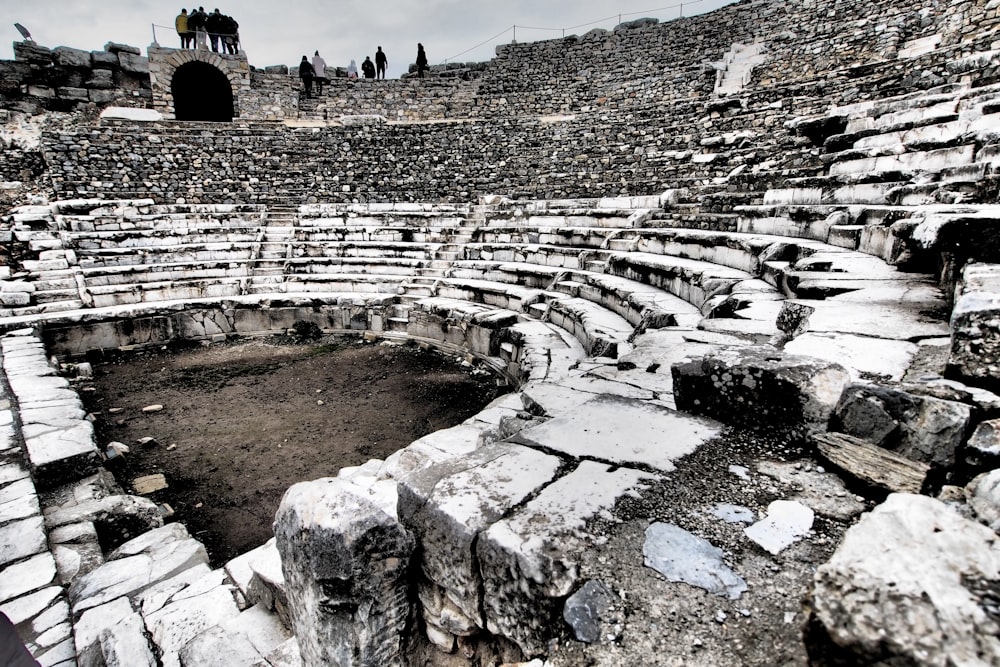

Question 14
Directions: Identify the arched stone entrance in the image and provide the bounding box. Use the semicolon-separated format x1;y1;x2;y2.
172;61;234;122
147;47;250;120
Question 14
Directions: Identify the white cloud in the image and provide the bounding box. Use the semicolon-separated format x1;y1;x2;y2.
0;0;735;78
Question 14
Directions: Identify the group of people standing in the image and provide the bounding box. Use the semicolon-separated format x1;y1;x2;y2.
299;43;429;96
174;7;240;55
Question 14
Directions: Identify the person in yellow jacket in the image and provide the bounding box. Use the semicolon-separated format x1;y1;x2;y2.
175;9;192;49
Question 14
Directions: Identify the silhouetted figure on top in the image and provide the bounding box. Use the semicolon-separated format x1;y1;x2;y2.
416;43;428;78
361;56;376;79
375;46;387;79
299;55;315;97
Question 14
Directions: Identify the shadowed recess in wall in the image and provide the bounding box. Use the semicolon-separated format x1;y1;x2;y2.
171;60;233;122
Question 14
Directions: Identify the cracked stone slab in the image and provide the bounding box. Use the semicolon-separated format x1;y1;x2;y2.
398;442;563;627
0;552;57;604
477;460;660;655
512;394;722;473
69;524;209;612
0;516;47;568
144;584;242;667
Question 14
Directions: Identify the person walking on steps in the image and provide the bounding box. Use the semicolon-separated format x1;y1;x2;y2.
312;50;327;94
375;46;387;79
299;55;315;97
415;43;428;78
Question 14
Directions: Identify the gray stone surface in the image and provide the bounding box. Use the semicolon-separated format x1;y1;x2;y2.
69;524;208;612
145;584;242;667
274;477;413;667
811;494;1000;666
397;442;562;632
643;522;747;600
478;461;659;655
672;346;851;442
967;469;1000;532
834;384;970;467
562;580;621;644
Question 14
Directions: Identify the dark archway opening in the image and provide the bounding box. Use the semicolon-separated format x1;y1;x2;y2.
171;61;234;122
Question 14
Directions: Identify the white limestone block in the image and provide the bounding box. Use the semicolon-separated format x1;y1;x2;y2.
70;528;209;612
478;461;659;655
744;500;815;555
514;394;721;472
398;442;562;627
812;494;1000;665
145;585;242;667
0;552;57;604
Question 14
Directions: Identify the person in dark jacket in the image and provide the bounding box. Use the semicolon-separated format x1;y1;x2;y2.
299;55;315;97
416;42;428;78
188;6;208;50
361;56;376;79
220;13;239;54
206;8;225;52
375;46;388;79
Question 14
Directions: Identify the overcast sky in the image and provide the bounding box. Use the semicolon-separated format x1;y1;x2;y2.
0;0;736;79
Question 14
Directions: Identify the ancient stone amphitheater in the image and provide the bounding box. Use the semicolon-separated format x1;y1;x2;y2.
2;0;1000;664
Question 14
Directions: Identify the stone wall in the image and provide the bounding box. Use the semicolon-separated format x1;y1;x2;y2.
0;41;150;115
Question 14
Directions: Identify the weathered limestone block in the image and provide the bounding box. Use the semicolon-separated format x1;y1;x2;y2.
53;46;91;68
671;346;851;442
810;494;1000;666
96;612;157;667
950;263;1000;386
144;583;242;667
69;523;209;612
477;461;658;656
44;494;162;548
397;442;562;637
833;383;970;467
966;469;1000;532
274;477;414;667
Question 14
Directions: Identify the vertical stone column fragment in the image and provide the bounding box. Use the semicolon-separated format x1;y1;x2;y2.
274;478;414;667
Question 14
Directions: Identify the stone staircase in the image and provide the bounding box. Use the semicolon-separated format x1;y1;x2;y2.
247;204;298;294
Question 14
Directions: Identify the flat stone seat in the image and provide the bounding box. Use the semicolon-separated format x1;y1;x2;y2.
432;277;552;312
293;227;467;244
543;295;635;358
461;242;599;269
81;263;249;287
473;226;623;249
445;261;563;290
86;278;245;307
289;241;440;260
0;292;399;332
553;271;703;329
75;244;255;267
604;251;759;311
282;274;408;294
283;256;427;276
66;229;261;248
